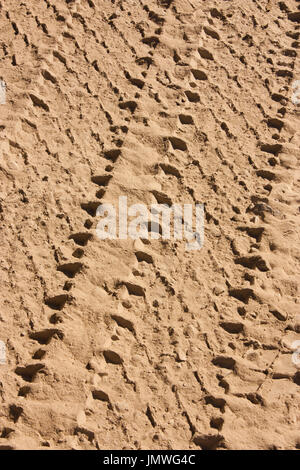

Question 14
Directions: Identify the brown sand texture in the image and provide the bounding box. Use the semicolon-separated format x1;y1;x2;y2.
0;0;300;450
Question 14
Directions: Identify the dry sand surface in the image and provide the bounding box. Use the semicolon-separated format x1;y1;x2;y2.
0;0;300;450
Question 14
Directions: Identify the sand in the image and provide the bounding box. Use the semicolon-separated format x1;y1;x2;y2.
0;0;299;450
